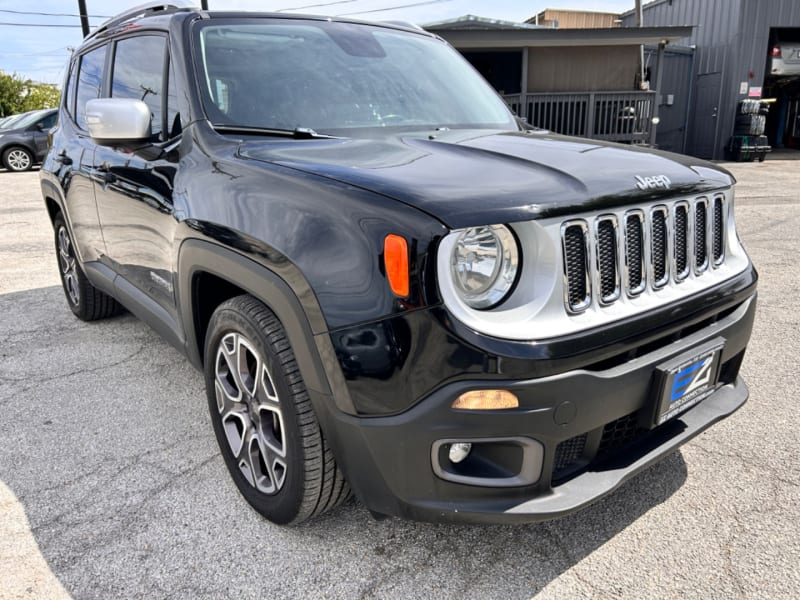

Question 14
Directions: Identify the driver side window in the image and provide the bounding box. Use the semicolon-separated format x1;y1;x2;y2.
111;35;167;141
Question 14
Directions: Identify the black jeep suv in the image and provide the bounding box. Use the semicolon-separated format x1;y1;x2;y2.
41;4;757;525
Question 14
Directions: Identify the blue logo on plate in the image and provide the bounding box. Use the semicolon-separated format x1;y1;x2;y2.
671;355;714;402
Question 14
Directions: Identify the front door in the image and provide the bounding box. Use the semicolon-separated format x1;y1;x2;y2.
92;33;181;315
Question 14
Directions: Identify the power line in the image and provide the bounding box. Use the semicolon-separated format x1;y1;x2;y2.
0;46;70;58
0;22;86;28
276;0;358;12
0;9;111;18
338;0;455;16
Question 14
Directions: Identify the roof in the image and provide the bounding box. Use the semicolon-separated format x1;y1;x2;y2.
423;14;543;31
531;8;621;16
424;24;695;48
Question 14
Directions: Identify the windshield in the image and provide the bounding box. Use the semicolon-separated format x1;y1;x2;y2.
194;19;518;135
0;111;37;130
4;110;47;130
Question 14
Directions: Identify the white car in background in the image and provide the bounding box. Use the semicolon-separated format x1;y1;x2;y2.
770;42;800;76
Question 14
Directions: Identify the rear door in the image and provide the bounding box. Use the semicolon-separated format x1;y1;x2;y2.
52;45;109;264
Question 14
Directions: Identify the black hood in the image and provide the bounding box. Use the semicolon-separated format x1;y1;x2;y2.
238;129;734;229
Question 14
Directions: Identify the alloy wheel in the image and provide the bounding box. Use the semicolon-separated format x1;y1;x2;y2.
6;149;31;171
214;332;287;494
57;226;80;306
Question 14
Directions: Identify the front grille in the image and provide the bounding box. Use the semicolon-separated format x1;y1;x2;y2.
596;217;619;303
651;206;669;287
713;196;725;264
674;203;689;280
561;195;725;313
562;221;591;312
695;198;708;272
624;211;645;295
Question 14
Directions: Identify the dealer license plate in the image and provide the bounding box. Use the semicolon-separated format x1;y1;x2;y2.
650;339;725;427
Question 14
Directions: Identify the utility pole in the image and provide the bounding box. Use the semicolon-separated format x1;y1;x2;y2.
77;0;90;37
635;0;645;87
201;0;209;9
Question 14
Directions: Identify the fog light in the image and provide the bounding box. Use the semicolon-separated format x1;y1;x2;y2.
451;389;519;410
448;442;472;463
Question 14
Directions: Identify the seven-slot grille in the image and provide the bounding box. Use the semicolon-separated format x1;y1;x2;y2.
561;195;726;313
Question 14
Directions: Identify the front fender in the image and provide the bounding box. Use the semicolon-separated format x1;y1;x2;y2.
176;237;356;414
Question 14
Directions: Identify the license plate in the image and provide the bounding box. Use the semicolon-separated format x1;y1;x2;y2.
648;339;725;427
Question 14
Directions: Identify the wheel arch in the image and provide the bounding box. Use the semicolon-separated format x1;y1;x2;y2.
40;178;66;226
177;238;355;415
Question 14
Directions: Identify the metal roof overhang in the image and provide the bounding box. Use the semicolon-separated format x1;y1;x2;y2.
428;25;694;48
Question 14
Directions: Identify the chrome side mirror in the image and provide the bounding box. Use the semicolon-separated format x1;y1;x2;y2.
85;98;151;142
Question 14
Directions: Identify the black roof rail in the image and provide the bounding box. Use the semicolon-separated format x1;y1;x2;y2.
84;1;198;41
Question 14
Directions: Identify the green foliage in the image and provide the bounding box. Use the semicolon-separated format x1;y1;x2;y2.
0;71;60;117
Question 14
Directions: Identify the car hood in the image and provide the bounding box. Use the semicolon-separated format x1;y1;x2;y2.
238;129;734;229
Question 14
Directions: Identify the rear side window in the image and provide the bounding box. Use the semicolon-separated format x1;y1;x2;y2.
75;45;107;130
111;35;166;140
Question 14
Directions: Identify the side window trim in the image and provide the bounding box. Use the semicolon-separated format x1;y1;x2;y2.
63;59;77;118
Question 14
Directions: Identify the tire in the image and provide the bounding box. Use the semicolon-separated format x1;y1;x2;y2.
2;146;34;172
53;214;121;321
204;295;350;525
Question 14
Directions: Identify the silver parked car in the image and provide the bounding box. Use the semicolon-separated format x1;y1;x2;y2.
770;42;800;76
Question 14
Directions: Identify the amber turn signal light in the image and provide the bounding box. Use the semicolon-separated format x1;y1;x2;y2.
451;390;519;410
384;234;409;297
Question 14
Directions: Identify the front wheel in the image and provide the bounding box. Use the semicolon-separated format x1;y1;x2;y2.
204;295;350;525
2;146;33;172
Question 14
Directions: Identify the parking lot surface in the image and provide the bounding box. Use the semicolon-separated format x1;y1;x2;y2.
1;161;798;599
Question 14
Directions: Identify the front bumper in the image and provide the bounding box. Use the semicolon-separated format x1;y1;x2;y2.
321;292;755;524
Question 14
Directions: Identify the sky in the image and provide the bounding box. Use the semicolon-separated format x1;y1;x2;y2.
0;0;639;85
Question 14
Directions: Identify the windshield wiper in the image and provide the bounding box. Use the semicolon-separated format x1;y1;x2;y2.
212;124;341;139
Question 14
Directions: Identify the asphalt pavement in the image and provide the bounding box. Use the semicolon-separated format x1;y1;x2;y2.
0;160;798;599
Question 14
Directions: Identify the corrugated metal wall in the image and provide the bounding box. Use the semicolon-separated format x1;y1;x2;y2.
623;0;800;159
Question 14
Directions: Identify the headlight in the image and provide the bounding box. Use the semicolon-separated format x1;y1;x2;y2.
450;224;520;309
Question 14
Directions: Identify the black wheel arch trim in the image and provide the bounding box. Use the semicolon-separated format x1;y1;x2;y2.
177;238;356;415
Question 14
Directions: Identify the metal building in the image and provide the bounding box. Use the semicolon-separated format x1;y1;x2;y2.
426;17;693;146
621;0;800;159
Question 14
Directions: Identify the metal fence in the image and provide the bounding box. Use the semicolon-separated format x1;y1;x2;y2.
504;91;656;144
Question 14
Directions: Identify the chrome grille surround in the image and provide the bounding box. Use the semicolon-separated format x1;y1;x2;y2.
623;209;647;297
673;201;690;282
435;188;747;342
713;195;725;265
649;205;670;289
561;220;592;314
694;197;709;274
594;215;621;305
560;194;728;314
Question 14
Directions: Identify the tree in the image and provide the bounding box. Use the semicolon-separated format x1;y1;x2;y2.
0;71;60;117
0;71;26;117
